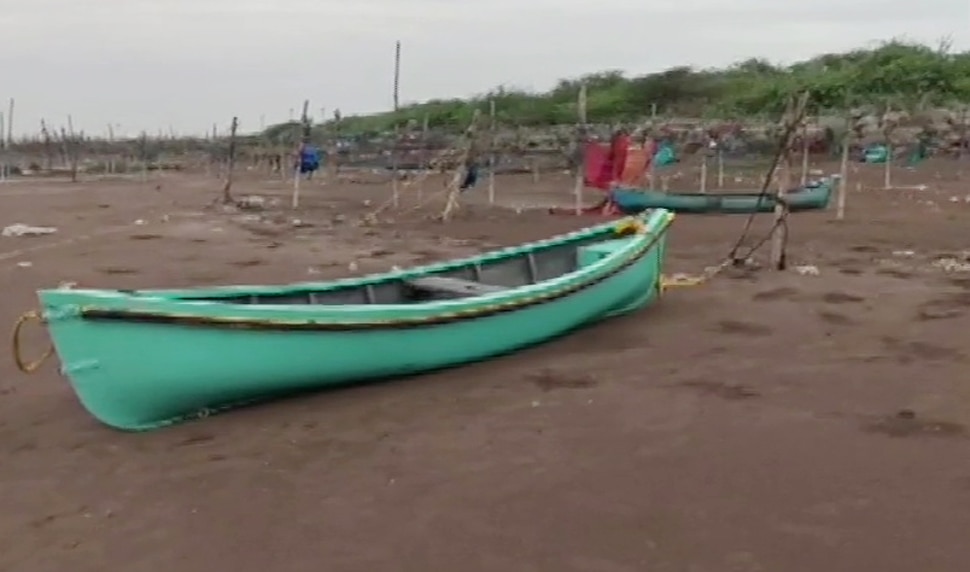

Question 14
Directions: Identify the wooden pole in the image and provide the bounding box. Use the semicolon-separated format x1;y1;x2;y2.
139;131;148;183
292;99;310;209
3;98;13;181
415;112;428;202
393;40;401;112
699;154;708;192
441;109;482;221
40;120;53;172
769;91;810;270
882;103;893;190
222;116;238;203
67;115;79;182
107;123;116;174
6;98;14;149
836;110;852;220
0;111;5;182
799;117;810;186
208;123;217;177
573;83;588;215
391;40;402;208
488;99;496;204
716;147;724;188
958;105;968;161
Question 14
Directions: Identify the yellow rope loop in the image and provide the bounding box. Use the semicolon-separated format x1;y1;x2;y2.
11;310;55;374
614;217;647;236
660;259;731;293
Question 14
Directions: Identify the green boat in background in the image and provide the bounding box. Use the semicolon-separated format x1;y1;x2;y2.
25;210;674;431
611;176;836;215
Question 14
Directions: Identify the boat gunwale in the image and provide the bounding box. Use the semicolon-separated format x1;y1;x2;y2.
614;178;833;200
44;212;675;331
47;212;662;301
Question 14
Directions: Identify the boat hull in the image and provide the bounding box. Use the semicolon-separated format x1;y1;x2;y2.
612;179;834;214
38;210;674;430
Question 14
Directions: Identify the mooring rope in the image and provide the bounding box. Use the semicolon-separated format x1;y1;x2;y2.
11;309;54;373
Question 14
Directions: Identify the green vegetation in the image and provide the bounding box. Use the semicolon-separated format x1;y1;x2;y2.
264;40;970;139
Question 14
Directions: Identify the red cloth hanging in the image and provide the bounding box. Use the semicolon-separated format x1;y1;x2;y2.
583;134;631;190
583;143;611;190
609;133;631;182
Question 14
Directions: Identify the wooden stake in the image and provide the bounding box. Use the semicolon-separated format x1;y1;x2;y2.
958;105;968;161
799;117;810;186
139;131;148;183
66;115;79;182
769;91;810;270
390;40;402;208
40;119;53;172
222;117;238;203
292;100;310;209
6;98;14;147
488;99;496;204
0;111;5;182
3;98;13;181
882;103;894;190
366;111;482;223
441;109;483;221
716;147;724;188
836;111;852;220
106;123;116;174
572;83;588;215
416;112;428;202
699;154;708;192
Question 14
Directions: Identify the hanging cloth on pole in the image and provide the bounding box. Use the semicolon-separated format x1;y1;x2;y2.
459;162;479;191
583;131;632;190
298;145;321;174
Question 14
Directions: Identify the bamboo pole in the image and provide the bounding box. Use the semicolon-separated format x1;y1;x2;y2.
572;83;587;215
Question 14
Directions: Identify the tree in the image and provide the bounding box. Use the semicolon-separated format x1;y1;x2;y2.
263;41;970;138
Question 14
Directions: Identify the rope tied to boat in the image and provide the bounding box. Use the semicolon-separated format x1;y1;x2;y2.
613;217;647;236
12;310;55;374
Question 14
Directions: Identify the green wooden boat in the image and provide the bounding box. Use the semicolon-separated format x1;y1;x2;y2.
611;176;835;214
26;209;674;431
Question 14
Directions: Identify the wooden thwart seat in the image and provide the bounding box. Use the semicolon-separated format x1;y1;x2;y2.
404;276;509;300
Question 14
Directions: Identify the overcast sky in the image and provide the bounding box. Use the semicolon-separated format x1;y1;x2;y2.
1;0;967;137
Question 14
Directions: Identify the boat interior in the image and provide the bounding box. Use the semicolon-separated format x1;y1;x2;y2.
175;233;631;306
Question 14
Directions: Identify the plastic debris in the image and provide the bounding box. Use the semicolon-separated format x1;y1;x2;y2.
2;223;57;237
